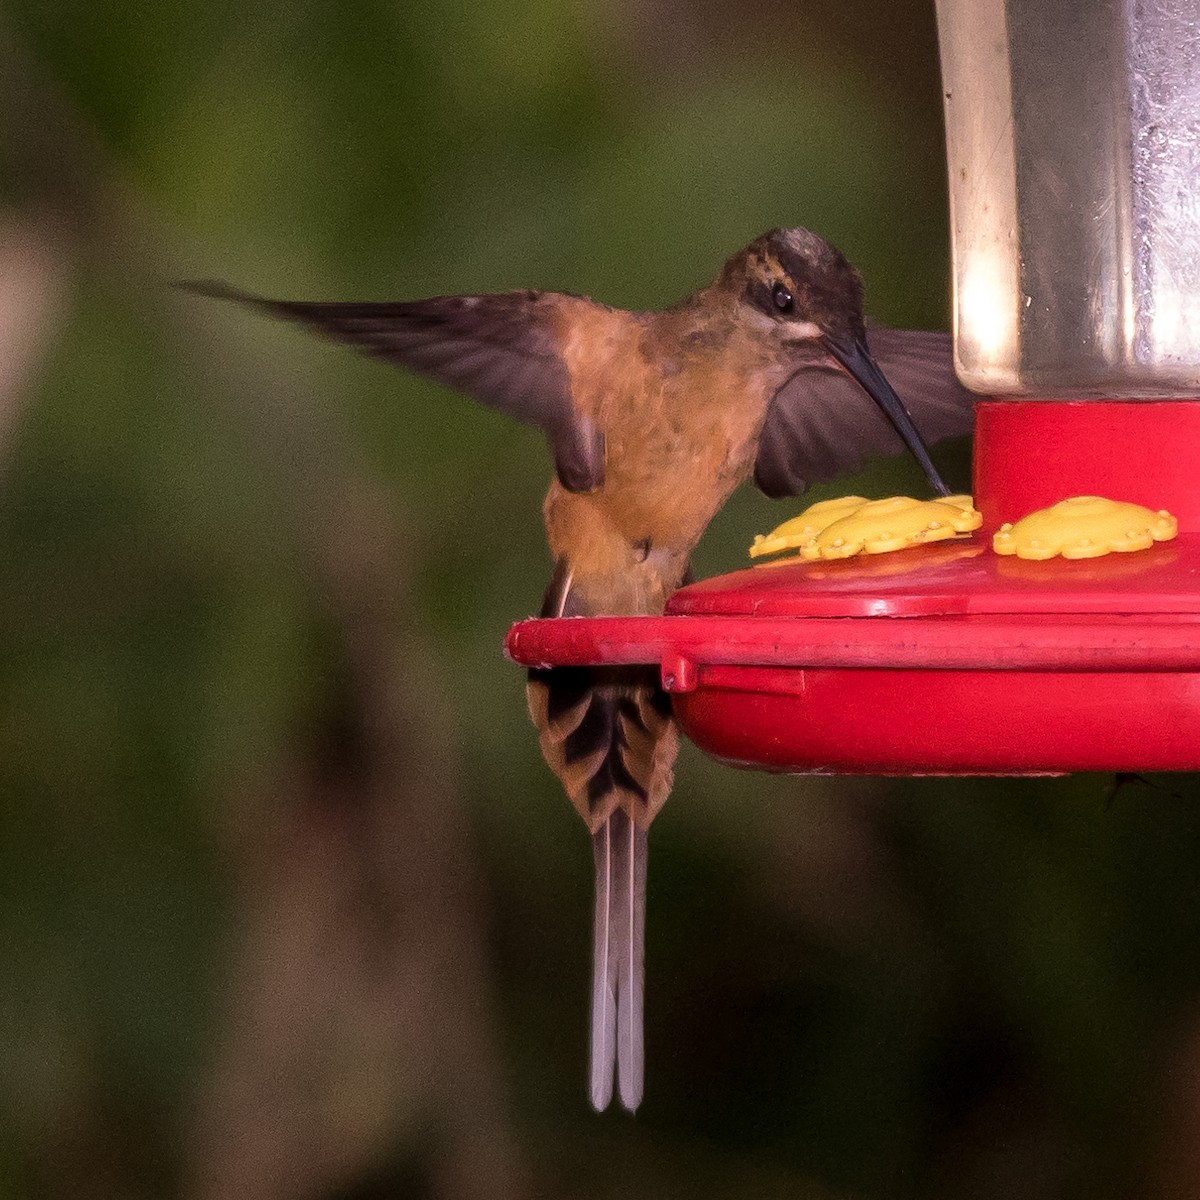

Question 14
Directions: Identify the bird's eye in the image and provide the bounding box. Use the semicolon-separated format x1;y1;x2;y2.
772;282;793;313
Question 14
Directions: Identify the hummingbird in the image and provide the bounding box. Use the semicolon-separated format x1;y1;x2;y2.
185;226;974;1113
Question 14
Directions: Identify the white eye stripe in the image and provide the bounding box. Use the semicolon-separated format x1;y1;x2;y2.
781;320;822;340
742;303;821;340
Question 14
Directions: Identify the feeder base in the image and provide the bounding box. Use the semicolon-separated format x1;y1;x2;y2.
505;399;1200;776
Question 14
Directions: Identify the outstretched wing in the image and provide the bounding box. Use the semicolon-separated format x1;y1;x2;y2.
184;282;605;493
753;326;975;498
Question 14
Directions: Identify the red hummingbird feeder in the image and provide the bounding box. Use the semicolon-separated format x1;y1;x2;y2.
506;0;1200;776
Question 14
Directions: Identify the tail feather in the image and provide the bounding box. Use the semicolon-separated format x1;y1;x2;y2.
527;666;675;831
527;563;676;1112
589;816;616;1110
589;807;647;1112
528;665;674;1112
614;807;646;1111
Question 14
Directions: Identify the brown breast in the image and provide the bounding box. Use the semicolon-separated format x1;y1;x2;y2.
543;299;784;615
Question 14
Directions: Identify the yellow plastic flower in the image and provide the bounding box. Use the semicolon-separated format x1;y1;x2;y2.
748;496;868;558
750;495;982;562
992;496;1178;560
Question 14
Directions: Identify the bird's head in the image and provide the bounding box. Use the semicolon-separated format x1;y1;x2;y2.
720;227;950;496
722;226;866;347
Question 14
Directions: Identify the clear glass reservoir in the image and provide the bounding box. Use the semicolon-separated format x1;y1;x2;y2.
936;0;1200;396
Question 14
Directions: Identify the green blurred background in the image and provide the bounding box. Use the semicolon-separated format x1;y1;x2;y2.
2;2;1199;1197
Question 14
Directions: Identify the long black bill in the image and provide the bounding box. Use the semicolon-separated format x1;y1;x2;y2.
823;335;951;497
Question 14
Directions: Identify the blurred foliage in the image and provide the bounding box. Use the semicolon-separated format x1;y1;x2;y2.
2;2;1199;1198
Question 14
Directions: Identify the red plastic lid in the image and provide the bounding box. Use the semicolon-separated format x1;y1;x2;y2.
667;535;1200;619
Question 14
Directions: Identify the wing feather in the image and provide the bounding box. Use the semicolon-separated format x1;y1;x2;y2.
184;282;604;492
754;327;974;498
